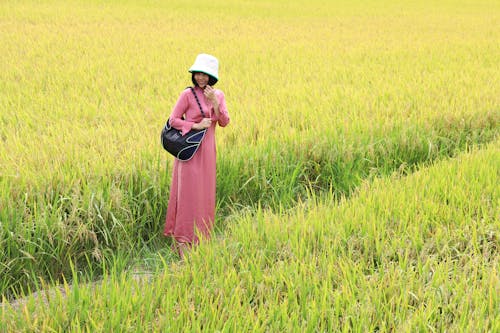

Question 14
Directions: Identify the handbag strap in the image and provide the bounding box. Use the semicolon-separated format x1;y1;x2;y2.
189;87;206;118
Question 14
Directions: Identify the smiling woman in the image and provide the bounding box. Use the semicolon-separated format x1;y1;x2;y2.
163;53;230;257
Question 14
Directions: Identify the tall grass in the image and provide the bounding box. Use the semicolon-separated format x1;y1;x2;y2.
0;0;499;315
2;139;498;332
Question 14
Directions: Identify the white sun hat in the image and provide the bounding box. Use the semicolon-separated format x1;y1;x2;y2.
188;53;219;80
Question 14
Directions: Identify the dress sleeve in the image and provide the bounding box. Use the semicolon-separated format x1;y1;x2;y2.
214;90;230;127
169;90;195;135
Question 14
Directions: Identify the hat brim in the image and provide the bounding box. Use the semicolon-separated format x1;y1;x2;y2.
188;68;218;80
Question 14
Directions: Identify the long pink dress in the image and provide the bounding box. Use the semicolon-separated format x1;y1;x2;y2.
164;86;230;244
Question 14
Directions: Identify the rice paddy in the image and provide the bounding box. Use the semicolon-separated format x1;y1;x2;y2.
1;0;499;331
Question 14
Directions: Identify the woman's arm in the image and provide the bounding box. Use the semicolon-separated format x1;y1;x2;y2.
169;89;196;135
205;87;230;127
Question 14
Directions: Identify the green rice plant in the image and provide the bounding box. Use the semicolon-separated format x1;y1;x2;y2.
2;138;497;332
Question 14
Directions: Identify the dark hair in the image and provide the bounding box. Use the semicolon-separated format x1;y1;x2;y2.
191;72;218;86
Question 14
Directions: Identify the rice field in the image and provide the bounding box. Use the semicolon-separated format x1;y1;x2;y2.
1;0;499;331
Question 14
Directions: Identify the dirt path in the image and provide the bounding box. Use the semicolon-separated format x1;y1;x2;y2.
1;270;153;311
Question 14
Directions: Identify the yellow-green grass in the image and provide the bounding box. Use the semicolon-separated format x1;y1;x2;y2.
2;139;498;332
0;0;499;307
1;0;498;184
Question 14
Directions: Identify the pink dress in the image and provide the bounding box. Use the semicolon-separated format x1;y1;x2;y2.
164;86;230;244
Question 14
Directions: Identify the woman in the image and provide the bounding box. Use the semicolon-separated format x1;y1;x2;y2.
164;53;230;256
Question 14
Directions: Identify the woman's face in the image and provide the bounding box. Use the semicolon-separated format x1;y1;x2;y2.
194;72;209;88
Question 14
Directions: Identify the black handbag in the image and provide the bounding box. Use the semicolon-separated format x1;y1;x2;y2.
161;87;207;161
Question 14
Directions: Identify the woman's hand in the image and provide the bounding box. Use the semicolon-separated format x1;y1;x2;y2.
193;118;212;130
204;85;220;118
204;85;219;106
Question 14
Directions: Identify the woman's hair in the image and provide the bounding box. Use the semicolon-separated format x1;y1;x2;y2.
191;72;218;86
